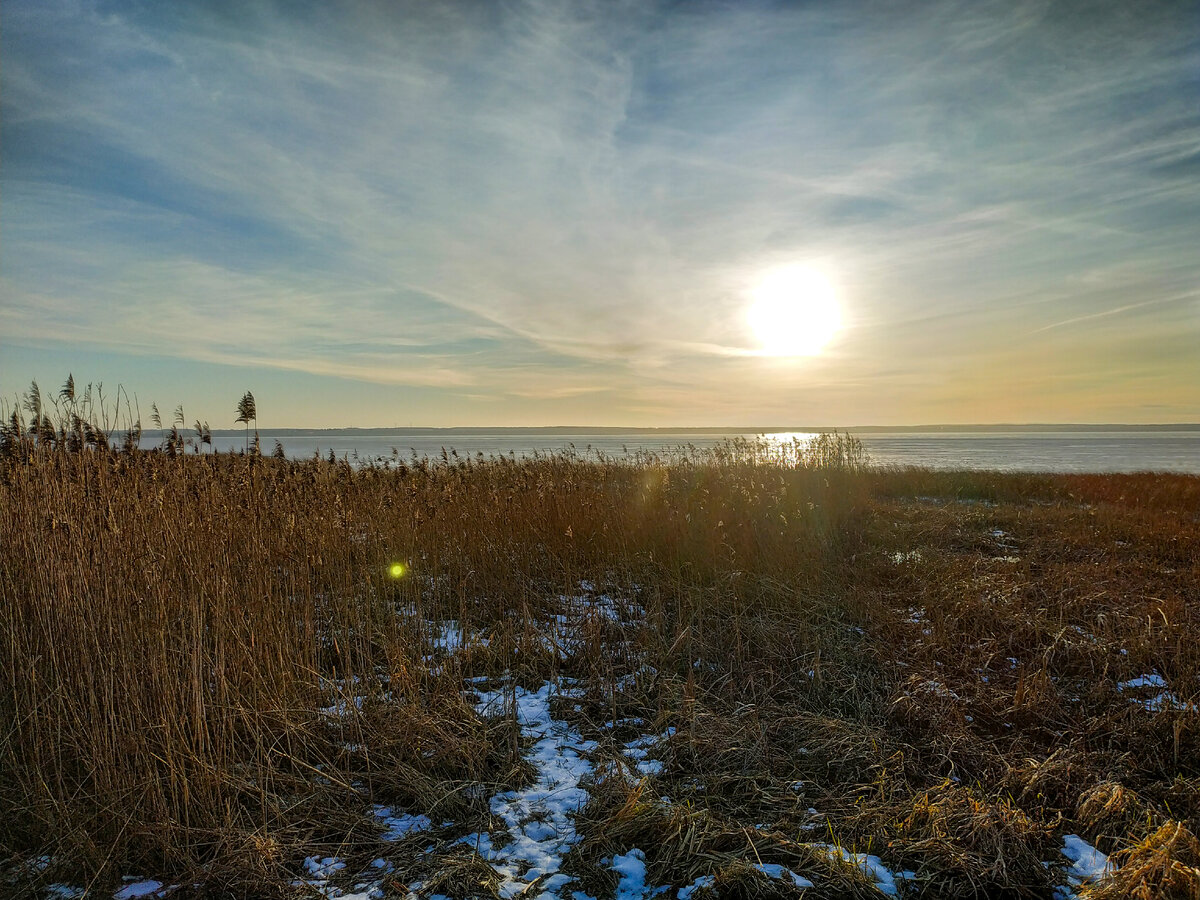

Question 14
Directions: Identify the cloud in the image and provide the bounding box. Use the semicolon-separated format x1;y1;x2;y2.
2;0;1198;422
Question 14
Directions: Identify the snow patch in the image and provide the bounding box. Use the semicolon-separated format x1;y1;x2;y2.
113;882;166;900
623;728;675;778
676;874;714;899
815;844;910;896
754;863;814;889
464;681;597;898
1117;673;1189;711
372;805;434;840
1054;834;1117;897
610;849;668;899
1119;673;1166;690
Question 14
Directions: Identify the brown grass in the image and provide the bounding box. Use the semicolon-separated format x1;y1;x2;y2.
1;423;1198;898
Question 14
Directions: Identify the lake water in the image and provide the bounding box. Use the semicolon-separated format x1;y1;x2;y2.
156;429;1200;474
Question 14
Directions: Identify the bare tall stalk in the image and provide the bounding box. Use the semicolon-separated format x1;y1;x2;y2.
235;391;257;453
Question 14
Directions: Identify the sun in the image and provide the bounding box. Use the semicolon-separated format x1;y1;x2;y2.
747;264;843;356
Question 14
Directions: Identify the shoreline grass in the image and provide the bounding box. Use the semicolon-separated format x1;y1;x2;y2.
2;428;1198;898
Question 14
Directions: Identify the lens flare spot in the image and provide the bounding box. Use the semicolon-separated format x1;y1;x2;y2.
389;562;406;578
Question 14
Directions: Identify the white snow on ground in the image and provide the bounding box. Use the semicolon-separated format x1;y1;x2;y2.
615;665;659;693
623;728;676;778
291;856;354;898
541;590;644;662
319;695;366;717
372;805;434;840
754;863;815;889
1119;673;1167;690
429;620;488;654
675;864;813;898
611;848;670;899
1054;834;1116;898
318;674;388;718
908;680;960;701
34;592;934;900
676;874;715;899
113;882;170;900
562;589;641;626
816;844;912;896
1061;834;1115;881
461;680;598;899
1117;672;1189;711
282;811;428;899
304;857;347;880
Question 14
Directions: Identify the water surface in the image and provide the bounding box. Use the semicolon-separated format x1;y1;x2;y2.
148;429;1200;473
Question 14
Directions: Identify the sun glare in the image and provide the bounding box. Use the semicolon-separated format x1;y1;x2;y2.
747;265;843;356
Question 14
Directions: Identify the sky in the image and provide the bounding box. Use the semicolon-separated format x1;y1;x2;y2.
3;0;1198;428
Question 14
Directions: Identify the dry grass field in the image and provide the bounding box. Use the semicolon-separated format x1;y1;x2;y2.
2;426;1198;898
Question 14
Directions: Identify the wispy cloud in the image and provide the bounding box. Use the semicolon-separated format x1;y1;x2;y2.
2;0;1198;424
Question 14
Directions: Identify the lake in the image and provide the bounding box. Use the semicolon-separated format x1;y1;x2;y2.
148;428;1200;474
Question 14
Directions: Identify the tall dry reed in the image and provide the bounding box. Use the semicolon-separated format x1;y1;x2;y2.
0;436;867;887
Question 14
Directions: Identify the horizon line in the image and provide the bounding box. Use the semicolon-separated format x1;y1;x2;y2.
198;423;1200;433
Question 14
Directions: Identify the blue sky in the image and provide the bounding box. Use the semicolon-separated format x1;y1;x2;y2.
3;0;1198;426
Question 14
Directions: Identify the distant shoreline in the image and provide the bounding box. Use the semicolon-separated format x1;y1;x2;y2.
200;424;1200;436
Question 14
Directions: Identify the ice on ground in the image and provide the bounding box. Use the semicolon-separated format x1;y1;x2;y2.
372;805;433;840
889;550;922;564
46;888;85;900
465;681;597;899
